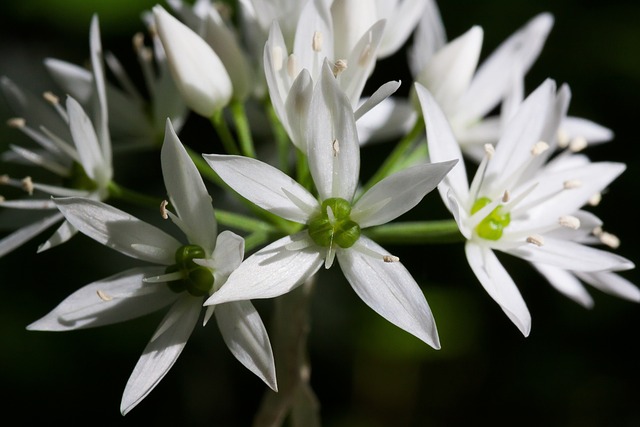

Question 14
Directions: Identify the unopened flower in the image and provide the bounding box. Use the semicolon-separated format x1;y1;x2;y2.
28;120;276;414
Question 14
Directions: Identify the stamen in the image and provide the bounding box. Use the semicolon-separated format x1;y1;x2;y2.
383;255;400;263
0;174;9;184
132;32;145;52
96;290;113;301
502;190;510;203
42;91;59;105
569;136;587;152
526;235;544;246
557;129;570;148
332;139;340;157
0;195;4;202
484;144;495;158
358;44;371;67
588;192;602;206
272;46;283;71
593;227;620;249
558;215;581;230
563;179;582;189
332;59;348;77
531;141;549;156
160;200;169;220
312;31;323;52
287;54;298;79
21;176;34;195
7;117;25;128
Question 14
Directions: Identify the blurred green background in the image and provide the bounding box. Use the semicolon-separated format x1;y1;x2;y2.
1;0;639;426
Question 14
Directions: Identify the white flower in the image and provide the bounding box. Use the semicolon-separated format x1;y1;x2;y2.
203;61;456;349
27;120;276;414
153;5;232;117
0;16;112;257
416;80;635;336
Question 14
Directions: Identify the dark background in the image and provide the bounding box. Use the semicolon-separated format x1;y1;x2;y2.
1;1;639;426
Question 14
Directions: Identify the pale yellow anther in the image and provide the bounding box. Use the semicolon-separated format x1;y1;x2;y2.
383;255;400;263
559;215;581;230
0;174;9;184
502;190;510;203
0;195;4;202
557;129;570;148
160;200;169;220
358;44;371;67
287;54;298;78
588;192;602;206
531;141;549;156
7;118;25;128
593;227;620;249
21;176;34;195
133;32;145;51
97;290;113;301
526;235;544;247
332;139;340;157
569;136;588;152
140;47;153;62
563;179;582;189
271;46;283;71
43;91;59;105
312;31;323;52
332;59;348;77
484;144;495;158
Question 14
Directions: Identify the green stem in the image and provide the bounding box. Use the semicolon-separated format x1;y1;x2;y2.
211;109;240;155
360;118;425;195
364;220;465;245
230;100;257;158
215;209;277;234
107;181;160;209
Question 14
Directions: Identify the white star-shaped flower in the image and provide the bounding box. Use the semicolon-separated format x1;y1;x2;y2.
27;120;276;414
416;80;635;336
203;61;456;349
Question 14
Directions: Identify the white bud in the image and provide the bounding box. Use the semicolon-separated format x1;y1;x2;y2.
153;6;232;117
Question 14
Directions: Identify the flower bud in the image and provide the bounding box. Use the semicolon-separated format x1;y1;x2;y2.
153;6;232;117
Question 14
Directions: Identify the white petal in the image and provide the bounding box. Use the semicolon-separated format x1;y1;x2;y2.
263;22;292;138
292;0;334;80
215;301;277;390
121;294;200;415
161;119;217;252
27;267;177;330
307;61;360;201
211;230;245;285
203;154;317;223
352;159;457;227
533;263;594;308
465;242;531;336
560;116;613;145
377;0;428;58
354;80;401;122
408;0;446;76
37;218;77;253
205;233;324;305
575;271;640;303
356;96;416;145
44;58;93;104
338;236;440;348
54;197;182;264
0;212;63;258
285;69;314;150
89;15;111;165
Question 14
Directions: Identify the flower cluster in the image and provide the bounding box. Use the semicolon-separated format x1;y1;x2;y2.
1;0;636;421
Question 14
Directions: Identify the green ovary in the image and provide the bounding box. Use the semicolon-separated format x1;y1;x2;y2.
165;245;214;297
308;198;361;249
471;197;511;241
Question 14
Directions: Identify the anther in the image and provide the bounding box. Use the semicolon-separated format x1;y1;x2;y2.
133;32;145;52
383;255;400;263
588;192;602;206
526;235;544;246
312;31;323;52
332;59;348;77
7;118;25;128
569;136;587;152
593;227;620;249
160;200;169;220
358;44;371;67
559;215;581;230
557;129;570;148
502;190;510;203
332;139;340;157
563;179;582;189
287;54;298;78
43;91;60;105
22;176;34;195
531;141;549;156
97;290;113;301
484;144;495;158
0;195;4;202
0;174;9;184
272;46;283;71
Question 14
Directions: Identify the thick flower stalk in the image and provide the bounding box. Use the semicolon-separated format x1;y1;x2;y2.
204;61;456;348
28;120;276;414
416;80;636;336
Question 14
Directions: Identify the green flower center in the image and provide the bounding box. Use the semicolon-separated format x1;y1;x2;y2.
165;245;214;297
63;161;98;192
308;198;361;249
471;197;511;241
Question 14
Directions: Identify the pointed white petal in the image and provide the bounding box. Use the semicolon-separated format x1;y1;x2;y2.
89;15;111;166
161;119;218;252
27;267;177;330
203;154;317;222
211;230;245;285
465;242;531;336
263;22;292;138
356;96;416;144
292;0;334;79
307;61;360;201
408;0;446;76
338;236;440;348
354;80;401;122
215;301;277;390
54;197;182;264
560;116;613;145
37;218;77;253
377;0;428;58
121;294;200;415
0;212;63;258
575;271;640;303
205;233;323;305
285;69;314;150
44;58;93;104
352;159;457;227
533;263;594;308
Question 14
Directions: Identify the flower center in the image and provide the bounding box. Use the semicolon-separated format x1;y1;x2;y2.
165;244;214;297
471;197;511;241
308;198;361;249
63;162;98;192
